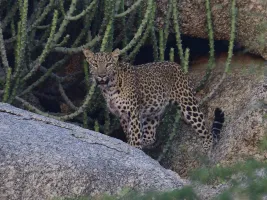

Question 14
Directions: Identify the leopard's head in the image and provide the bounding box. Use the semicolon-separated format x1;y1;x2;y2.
83;48;120;85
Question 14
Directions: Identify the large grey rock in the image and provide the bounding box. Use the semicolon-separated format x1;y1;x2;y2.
0;103;186;200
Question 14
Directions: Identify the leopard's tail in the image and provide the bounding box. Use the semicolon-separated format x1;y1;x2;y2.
212;108;225;145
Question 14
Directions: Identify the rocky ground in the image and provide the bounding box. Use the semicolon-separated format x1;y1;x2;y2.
157;52;267;177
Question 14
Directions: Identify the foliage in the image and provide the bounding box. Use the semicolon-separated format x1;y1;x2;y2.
57;186;198;200
190;159;267;200
0;0;156;132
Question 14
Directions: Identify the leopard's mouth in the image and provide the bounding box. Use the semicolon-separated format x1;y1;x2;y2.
98;80;108;85
96;77;109;85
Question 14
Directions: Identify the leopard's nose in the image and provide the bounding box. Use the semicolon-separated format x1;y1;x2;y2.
96;76;109;84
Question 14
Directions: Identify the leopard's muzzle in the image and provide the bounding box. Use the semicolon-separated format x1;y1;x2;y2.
96;76;109;85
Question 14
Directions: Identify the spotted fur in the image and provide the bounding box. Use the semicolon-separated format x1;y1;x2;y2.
83;48;224;152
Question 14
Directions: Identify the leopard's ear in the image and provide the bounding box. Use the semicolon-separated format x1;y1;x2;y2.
83;48;94;59
111;48;120;61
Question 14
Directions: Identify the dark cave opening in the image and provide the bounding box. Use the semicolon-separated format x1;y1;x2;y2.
133;34;240;65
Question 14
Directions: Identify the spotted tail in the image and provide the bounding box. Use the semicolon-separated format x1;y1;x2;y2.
212;108;225;145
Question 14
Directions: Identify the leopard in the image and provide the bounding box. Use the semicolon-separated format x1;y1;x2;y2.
83;48;225;152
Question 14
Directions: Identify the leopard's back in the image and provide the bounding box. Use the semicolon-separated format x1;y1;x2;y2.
118;61;187;101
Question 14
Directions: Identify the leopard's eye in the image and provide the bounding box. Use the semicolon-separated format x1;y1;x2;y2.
91;64;97;69
89;62;97;68
87;59;97;67
106;63;113;68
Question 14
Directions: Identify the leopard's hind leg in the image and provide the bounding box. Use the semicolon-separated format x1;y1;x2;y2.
141;115;160;148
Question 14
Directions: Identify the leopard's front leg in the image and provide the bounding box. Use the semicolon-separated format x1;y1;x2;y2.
127;106;142;149
120;118;129;140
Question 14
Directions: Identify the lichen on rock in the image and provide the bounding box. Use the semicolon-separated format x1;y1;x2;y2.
155;0;267;59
